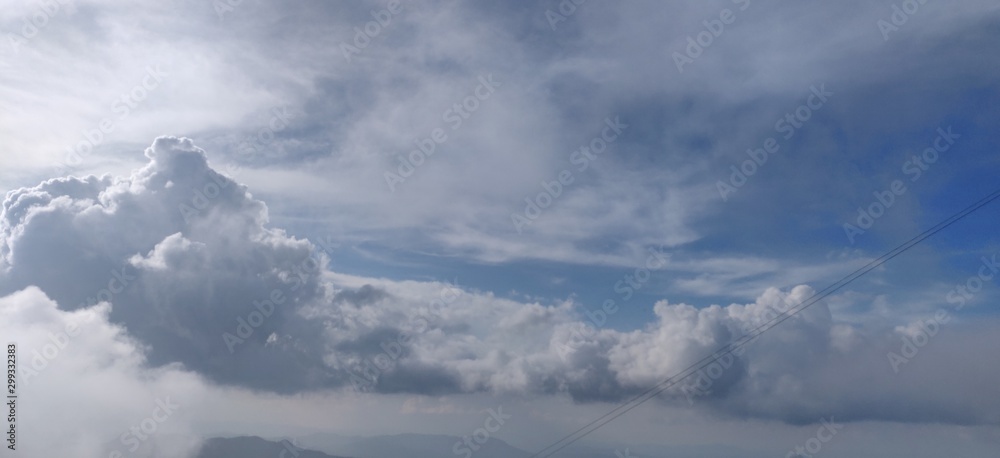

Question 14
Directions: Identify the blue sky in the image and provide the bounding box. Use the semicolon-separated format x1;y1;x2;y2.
1;0;1000;457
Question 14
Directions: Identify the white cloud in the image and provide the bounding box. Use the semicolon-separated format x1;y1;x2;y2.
1;286;205;458
2;138;999;427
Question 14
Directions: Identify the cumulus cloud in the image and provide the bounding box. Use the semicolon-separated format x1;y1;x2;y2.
1;137;336;393
2;138;999;429
0;286;206;458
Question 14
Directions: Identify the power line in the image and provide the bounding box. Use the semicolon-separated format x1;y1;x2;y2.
530;186;1000;458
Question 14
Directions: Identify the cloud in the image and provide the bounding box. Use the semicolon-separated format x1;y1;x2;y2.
3;0;998;285
3;137;999;428
1;137;339;393
0;286;205;458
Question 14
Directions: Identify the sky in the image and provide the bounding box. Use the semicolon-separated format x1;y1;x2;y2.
1;0;1000;457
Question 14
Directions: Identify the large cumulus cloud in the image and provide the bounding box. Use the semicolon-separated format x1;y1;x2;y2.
2;138;998;426
0;137;334;392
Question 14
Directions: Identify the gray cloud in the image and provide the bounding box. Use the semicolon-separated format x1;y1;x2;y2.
5;141;999;427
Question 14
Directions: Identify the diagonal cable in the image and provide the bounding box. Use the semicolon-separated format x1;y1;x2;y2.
530;186;1000;458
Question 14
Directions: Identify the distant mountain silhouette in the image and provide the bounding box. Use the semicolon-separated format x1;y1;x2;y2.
303;432;532;458
197;433;767;458
195;436;349;458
